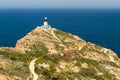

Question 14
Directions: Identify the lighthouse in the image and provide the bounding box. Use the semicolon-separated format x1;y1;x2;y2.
41;17;51;30
44;17;48;26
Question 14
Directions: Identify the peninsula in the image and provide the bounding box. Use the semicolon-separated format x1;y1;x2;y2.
0;17;120;80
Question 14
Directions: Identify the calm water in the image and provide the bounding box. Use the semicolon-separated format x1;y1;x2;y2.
0;9;120;56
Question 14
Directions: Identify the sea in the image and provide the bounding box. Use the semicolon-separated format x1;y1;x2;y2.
0;9;120;57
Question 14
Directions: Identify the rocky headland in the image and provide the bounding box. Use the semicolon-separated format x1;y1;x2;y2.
0;26;120;80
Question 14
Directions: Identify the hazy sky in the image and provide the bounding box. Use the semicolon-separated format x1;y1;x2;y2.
0;0;120;9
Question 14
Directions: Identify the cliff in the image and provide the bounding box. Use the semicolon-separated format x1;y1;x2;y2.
0;26;120;80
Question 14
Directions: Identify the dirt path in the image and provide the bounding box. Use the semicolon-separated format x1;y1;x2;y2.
51;29;69;49
29;58;38;80
51;29;61;42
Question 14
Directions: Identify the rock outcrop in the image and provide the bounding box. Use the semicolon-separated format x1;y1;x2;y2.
15;27;86;54
0;26;120;80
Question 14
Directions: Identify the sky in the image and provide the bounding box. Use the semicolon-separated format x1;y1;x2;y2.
0;0;120;9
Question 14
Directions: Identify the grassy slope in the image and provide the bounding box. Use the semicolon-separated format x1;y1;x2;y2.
0;29;120;80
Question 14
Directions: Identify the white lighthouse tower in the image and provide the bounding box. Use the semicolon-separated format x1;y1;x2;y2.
44;17;48;26
41;17;51;30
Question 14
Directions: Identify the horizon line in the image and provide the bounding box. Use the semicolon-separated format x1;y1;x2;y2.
0;7;120;10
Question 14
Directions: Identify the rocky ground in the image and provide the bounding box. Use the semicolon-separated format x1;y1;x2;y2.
0;26;120;80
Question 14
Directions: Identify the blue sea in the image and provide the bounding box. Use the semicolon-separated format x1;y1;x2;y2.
0;9;120;57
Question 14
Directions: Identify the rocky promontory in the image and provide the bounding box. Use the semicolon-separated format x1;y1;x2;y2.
0;26;120;80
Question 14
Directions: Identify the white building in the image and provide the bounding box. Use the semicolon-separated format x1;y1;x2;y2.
41;17;51;30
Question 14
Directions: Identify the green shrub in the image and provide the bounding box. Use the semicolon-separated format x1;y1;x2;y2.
96;73;117;80
80;68;97;78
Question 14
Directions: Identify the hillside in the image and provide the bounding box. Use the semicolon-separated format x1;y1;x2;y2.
0;26;120;80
